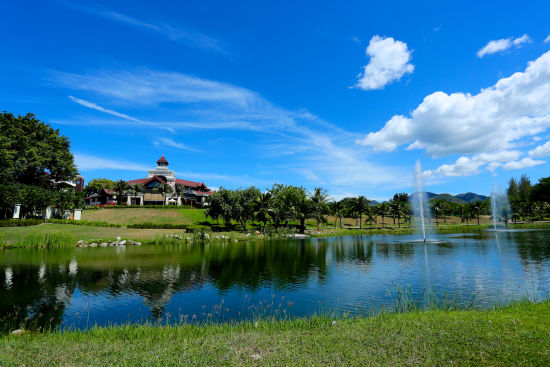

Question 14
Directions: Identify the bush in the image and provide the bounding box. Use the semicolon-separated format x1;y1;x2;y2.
0;219;44;227
47;219;121;227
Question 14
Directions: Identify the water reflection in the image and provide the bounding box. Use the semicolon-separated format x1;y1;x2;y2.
1;231;549;332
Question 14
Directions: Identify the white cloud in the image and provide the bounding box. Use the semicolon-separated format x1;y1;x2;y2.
545;35;550;43
502;157;545;170
74;154;150;171
477;34;531;57
358;50;550;161
69;96;141;122
153;137;196;151
63;3;226;54
529;140;550;157
354;35;414;90
431;151;521;177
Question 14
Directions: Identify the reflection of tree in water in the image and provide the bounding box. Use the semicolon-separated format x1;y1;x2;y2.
333;239;374;266
0;263;77;333
376;243;415;259
515;231;550;271
202;240;330;291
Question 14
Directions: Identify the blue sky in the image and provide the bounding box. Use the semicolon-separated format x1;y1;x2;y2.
2;0;550;200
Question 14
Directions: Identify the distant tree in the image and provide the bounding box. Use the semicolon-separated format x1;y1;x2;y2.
507;177;520;203
518;174;532;203
390;193;409;228
530;177;550;203
85;178;116;195
159;183;173;205
130;183;145;205
175;184;187;205
329;200;345;228
252;191;272;231
351;196;369;229
377;202;389;227
114;180;129;205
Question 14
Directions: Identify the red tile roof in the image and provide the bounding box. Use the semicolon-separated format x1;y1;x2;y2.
128;176;166;186
175;178;203;187
157;155;168;165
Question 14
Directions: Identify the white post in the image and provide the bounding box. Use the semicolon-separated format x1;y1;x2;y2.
127;195;131;206
44;206;52;219
140;196;144;206
177;196;182;206
74;209;82;221
12;204;21;219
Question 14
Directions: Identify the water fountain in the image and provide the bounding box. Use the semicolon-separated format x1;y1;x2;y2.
490;184;511;231
412;161;432;242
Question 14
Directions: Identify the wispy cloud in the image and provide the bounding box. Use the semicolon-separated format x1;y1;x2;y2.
153;137;196;151
477;34;531;57
545;35;550;43
62;2;227;55
68;95;175;132
74;153;150;171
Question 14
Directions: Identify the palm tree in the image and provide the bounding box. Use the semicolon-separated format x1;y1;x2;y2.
158;183;173;205
352;196;368;229
114;180;129;205
310;187;330;230
252;191;272;232
175;183;187;206
130;183;145;205
377;202;389;227
330;200;345;228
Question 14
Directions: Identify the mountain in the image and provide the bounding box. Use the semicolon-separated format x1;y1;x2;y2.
455;192;488;203
409;192;488;204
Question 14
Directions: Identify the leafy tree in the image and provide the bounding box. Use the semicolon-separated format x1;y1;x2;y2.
507;177;520;203
351;196;369;229
530;177;550;203
175;184;187;205
130;183;145;205
377;202;389;227
0;112;77;218
158;183;173;205
518;174;532;203
390;193;409;228
84;178;116;195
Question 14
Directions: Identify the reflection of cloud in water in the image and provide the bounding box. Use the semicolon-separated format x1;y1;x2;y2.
69;259;78;276
38;262;46;283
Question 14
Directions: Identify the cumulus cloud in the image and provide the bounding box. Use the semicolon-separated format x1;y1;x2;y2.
430;151;521;177
354;35;414;90
529;140;550;157
358;50;550;159
477;34;531;57
502;157;545;170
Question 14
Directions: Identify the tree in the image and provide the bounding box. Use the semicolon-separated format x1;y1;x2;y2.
175;184;187;205
310;187;330;229
158;183;173;205
377;202;389;227
351;196;369;229
84;178;116;195
252;191;272;231
114;180;129;205
472;200;483;226
0;112;77;218
518;174;532;203
130;183;145;205
530;177;550;203
390;193;409;228
329;200;345;228
507;177;520;203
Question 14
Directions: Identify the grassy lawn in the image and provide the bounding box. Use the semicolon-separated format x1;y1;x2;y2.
0;223;185;244
1;301;549;366
81;208;212;226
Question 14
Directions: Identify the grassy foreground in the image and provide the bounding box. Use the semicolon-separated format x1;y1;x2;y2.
2;301;550;366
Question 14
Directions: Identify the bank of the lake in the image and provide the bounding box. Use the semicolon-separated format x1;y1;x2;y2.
2;301;549;366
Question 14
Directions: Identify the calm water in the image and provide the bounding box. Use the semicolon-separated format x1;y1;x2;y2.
1;230;550;331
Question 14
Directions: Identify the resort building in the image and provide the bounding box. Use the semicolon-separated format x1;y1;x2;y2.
85;156;214;206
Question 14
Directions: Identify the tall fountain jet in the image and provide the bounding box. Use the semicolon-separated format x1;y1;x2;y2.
412;161;431;242
490;183;511;230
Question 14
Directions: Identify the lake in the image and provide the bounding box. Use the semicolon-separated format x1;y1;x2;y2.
1;230;550;331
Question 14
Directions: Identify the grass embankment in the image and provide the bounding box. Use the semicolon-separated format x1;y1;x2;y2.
2;301;549;366
81;208;210;226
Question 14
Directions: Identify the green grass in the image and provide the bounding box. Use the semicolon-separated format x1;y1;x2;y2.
81;208;212;226
1;301;549;366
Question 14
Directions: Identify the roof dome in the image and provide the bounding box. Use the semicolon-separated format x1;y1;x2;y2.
157;155;168;165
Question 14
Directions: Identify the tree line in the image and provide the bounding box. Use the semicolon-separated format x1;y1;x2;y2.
507;174;550;222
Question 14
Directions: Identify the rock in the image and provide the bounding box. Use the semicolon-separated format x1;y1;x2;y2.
251;354;261;361
116;236;121;241
255;231;261;235
246;233;251;237
119;240;126;246
99;242;108;247
89;243;98;247
11;329;26;336
135;242;142;246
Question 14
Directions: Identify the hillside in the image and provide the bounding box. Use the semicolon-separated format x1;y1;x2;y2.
455;192;489;202
410;192;487;204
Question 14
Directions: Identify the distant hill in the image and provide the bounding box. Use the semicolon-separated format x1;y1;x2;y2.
410;192;488;204
455;192;488;203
